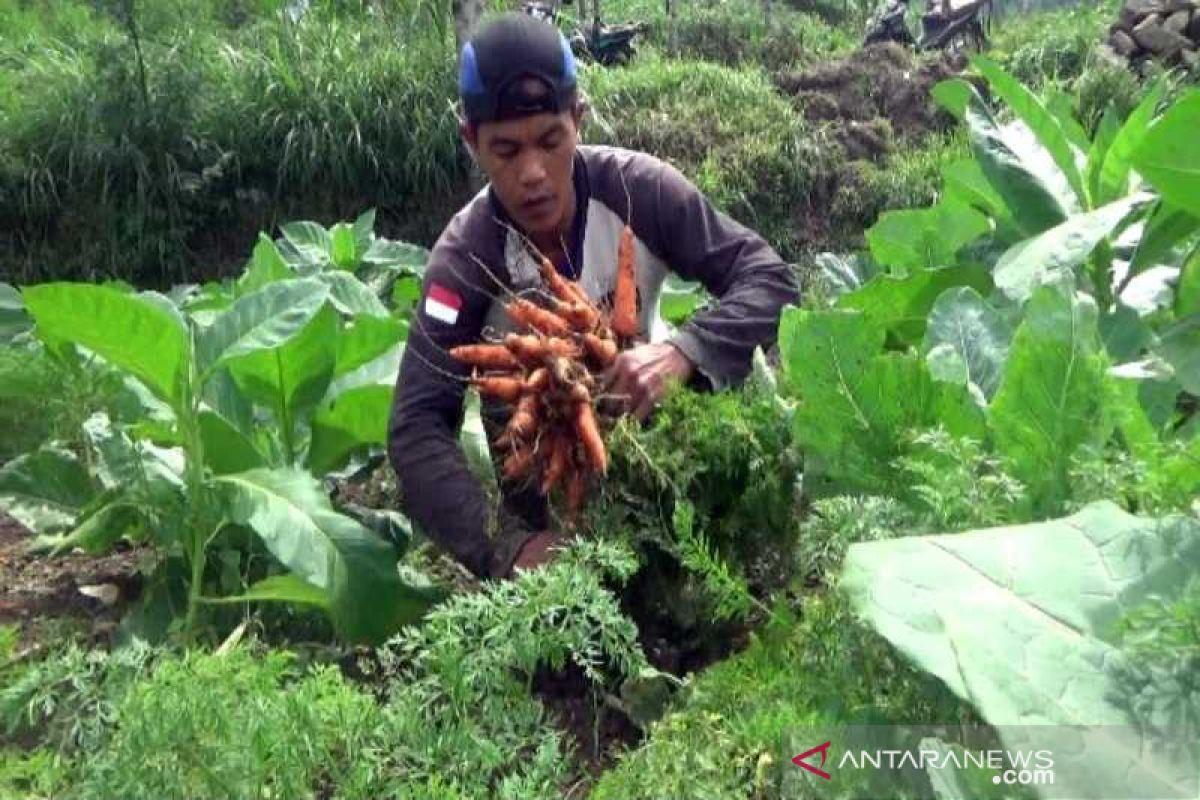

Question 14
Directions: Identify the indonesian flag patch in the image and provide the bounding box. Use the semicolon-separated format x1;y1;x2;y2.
424;282;462;325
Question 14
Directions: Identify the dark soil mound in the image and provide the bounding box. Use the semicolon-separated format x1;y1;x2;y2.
775;42;965;161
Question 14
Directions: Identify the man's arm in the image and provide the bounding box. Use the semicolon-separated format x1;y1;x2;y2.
388;254;498;579
650;160;801;390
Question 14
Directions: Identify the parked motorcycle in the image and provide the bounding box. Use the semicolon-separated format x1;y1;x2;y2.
573;21;651;66
863;0;915;47
521;0;647;67
862;0;992;54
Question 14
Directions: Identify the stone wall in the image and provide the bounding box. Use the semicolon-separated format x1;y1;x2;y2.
1104;0;1200;72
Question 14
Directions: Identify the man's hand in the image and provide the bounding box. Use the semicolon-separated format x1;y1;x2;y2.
511;531;565;574
600;342;695;421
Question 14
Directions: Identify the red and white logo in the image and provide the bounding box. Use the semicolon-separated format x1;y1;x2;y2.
425;282;462;325
793;741;832;780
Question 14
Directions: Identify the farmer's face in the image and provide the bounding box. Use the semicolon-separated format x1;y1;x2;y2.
466;97;581;242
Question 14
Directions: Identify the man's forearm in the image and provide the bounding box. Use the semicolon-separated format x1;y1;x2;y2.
668;255;799;390
390;420;495;578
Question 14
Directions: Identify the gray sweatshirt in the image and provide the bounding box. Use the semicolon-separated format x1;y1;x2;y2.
387;144;800;579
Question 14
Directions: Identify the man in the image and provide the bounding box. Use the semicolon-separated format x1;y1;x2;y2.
387;13;799;581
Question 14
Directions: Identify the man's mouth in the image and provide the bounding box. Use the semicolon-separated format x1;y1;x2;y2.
523;195;555;216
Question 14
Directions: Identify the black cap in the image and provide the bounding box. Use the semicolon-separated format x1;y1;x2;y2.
459;14;578;125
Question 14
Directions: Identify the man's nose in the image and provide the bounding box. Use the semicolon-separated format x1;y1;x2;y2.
519;154;547;187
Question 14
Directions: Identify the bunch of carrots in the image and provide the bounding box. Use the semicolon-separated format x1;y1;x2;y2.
450;229;639;516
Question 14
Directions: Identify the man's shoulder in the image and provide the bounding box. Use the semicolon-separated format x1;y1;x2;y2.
430;185;505;265
579;144;696;215
579;144;680;183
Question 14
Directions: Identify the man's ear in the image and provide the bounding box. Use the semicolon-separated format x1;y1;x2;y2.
461;121;479;157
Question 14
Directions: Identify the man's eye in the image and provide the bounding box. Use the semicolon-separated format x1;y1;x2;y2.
541;135;562;150
494;146;518;159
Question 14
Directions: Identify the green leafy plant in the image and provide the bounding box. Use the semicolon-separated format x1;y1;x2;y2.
842;501;1200;799
74;646;379;800
4;225;438;642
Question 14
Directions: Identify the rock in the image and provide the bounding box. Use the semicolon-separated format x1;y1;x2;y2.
1182;47;1200;68
1097;43;1129;67
1123;0;1163;19
1165;8;1191;31
1133;14;1193;54
1112;29;1141;56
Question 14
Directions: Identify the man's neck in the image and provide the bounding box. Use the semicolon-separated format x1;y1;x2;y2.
528;180;577;266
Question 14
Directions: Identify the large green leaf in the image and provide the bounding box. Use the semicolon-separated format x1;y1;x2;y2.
362;238;428;271
0;283;30;344
197;278;330;374
1156;314;1200;395
1098;79;1165;206
22;283;191;405
993;193;1154;302
842;502;1200;799
49;502;143;556
1178;245;1200;317
333;314;408;376
1085;107;1120;207
236;234;293;297
973;56;1087;206
352;209;376;258
987;288;1110;512
966;95;1072;237
922;287;1013;403
199;410;267;475
779;308;983;493
307;384;392;476
838;265;991;346
865;202;990;274
203;573;331;610
941;158;1016;237
215;467;436;643
329;222;359;271
1130;90;1200;219
0;447;96;533
1127;202;1200;278
225;302;338;418
930;78;973;121
278;221;332;271
319;271;389;318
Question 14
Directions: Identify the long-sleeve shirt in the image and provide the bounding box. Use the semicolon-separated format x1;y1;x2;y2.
387;144;800;579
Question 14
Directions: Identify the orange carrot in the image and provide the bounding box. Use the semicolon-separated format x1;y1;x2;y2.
611;225;638;339
524;367;550;394
541;433;570;495
574;401;607;475
554;299;600;332
582;333;618;368
566;462;588;513
470;375;524;404
540;257;592;308
449;344;520;371
569;382;590;404
507;393;540;440
505;333;580;365
502;447;535;482
506;298;573;338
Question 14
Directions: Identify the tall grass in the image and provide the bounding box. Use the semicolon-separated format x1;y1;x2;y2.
0;1;466;286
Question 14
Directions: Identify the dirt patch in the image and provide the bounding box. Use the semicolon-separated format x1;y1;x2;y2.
775;42;966;160
0;512;148;647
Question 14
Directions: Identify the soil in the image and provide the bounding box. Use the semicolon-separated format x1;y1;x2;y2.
775;42;967;161
0;513;147;649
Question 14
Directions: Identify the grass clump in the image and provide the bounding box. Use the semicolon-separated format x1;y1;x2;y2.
582;55;824;259
988;1;1119;87
590;592;975;800
0;4;466;286
660;4;855;72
